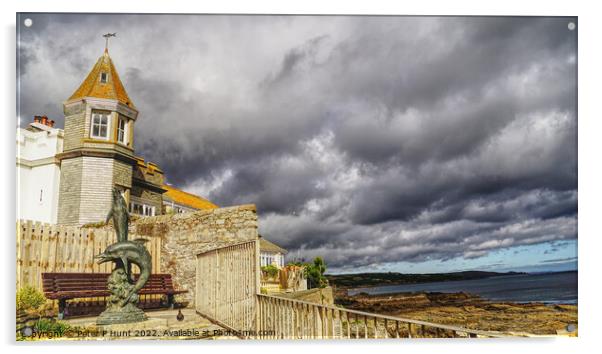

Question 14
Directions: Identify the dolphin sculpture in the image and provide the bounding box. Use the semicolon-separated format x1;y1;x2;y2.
106;187;129;243
95;239;151;306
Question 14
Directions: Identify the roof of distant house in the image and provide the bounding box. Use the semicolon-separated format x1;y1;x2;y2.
68;51;135;108
162;184;218;211
259;237;288;254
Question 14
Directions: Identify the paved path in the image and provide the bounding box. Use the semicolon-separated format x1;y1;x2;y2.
63;308;233;340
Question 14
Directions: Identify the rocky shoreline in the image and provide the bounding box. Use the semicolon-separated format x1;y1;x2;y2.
335;290;578;336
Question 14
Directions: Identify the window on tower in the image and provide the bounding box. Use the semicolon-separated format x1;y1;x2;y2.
91;111;110;139
100;72;108;83
117;116;128;145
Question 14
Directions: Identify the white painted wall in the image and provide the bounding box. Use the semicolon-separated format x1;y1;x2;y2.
260;251;285;268
16;123;64;223
163;200;196;214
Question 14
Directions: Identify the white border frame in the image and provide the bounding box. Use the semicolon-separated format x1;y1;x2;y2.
4;1;602;354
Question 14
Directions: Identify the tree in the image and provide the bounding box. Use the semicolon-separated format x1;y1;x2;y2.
306;257;328;289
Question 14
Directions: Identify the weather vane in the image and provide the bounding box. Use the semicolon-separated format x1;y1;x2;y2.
103;32;117;52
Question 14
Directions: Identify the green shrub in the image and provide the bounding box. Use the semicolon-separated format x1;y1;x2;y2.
285;261;305;267
261;265;280;278
17;286;46;311
34;318;71;336
283;257;329;289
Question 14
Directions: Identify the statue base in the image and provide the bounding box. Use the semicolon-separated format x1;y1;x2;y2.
96;305;147;325
95;267;148;325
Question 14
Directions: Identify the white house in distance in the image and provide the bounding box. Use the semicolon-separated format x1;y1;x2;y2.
259;236;307;293
259;236;288;268
15;115;219;223
16;116;63;223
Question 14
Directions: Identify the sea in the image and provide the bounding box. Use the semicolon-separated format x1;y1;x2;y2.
347;271;577;304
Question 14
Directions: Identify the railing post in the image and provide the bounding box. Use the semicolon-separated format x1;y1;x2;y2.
270;297;275;339
278;298;283;339
316;305;322;339
329;308;335;338
269;298;273;339
384;319;388;339
372;317;378;339
346;311;351;338
298;302;303;339
363;315;368;339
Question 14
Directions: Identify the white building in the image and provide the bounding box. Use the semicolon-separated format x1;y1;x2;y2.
259;236;287;268
16;114;217;224
16;116;63;223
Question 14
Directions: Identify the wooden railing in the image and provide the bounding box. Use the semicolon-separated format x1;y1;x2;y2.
195;240;260;332
256;294;509;339
16;220;162;292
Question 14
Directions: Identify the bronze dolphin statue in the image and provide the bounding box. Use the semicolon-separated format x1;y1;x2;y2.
95;239;151;305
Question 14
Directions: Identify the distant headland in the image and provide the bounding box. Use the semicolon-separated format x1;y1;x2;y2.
327;270;528;288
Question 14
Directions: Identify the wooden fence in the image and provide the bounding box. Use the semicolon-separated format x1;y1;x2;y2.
195;240;260;333
256;294;509;339
16;220;162;292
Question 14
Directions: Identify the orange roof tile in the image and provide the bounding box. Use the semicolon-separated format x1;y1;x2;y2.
162;184;218;211
68;51;135;108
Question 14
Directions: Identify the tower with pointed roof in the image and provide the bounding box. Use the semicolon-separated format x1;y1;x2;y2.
57;48;140;225
18;40;219;225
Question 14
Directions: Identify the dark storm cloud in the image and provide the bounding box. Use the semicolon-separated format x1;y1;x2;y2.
18;15;577;271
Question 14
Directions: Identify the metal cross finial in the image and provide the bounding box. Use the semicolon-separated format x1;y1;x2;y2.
103;32;117;52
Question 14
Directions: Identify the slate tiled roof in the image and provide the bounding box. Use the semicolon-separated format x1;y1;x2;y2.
260;237;288;254
68;50;135;108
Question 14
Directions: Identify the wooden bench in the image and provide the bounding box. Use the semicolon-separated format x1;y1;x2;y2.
42;272;188;319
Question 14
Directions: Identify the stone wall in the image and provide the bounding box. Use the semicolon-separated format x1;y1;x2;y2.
113;159;133;189
130;185;162;213
276;287;334;305
131;204;259;305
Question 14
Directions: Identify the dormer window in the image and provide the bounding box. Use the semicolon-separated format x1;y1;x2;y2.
91;110;110;139
100;72;108;83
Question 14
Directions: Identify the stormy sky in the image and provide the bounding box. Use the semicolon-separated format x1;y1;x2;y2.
17;14;577;273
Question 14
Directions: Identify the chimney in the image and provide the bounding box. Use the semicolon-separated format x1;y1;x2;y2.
33;115;55;128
